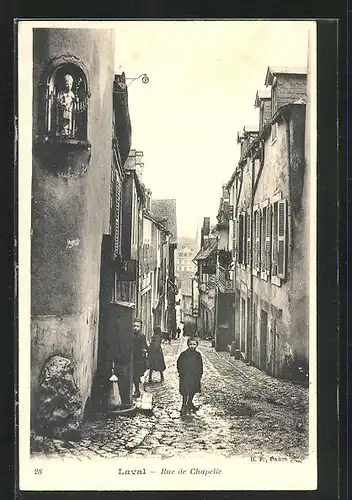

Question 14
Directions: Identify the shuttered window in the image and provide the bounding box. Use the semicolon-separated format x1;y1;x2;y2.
261;202;271;277
246;212;251;267
232;219;237;260
261;206;267;274
277;199;287;278
271;202;279;277
238;215;244;264
228;215;233;255
253;208;261;272
264;204;272;274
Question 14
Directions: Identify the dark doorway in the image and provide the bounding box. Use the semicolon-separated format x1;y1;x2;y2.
241;297;246;353
260;309;268;371
246;298;252;363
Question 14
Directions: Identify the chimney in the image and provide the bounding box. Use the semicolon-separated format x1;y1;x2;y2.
255;89;271;131
203;217;210;236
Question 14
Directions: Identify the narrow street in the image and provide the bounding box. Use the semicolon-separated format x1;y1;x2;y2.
32;336;309;461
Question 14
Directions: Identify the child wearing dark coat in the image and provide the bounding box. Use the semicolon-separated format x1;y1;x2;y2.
177;337;203;415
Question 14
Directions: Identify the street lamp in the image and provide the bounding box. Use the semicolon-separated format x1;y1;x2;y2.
126;73;150;87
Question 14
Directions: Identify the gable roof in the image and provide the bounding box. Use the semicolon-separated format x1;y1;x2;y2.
254;89;271;108
193;239;217;261
265;66;307;86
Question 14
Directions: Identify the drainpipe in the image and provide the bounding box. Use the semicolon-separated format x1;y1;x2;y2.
249;151;255;363
282;112;294;378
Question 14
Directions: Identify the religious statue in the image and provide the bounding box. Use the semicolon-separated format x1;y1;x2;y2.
57;74;76;137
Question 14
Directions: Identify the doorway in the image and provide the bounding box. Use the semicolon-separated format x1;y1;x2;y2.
241;297;246;353
246;298;252;363
260;309;268;371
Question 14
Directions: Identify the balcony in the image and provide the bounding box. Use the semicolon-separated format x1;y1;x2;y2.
114;256;137;281
218;266;233;293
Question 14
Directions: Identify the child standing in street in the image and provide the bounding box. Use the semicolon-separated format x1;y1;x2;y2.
177;337;203;416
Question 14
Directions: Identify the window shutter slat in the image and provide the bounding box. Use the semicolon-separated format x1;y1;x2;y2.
238;216;243;264
256;209;261;272
277;199;287;278
261;207;266;273
232;219;237;259
246;212;251;267
265;204;271;274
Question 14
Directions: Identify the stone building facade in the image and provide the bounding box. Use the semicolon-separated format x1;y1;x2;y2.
30;29;178;438
214;66;310;382
194;217;217;339
31;28;117;430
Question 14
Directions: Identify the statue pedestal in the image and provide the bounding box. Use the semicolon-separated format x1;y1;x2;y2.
34;136;91;177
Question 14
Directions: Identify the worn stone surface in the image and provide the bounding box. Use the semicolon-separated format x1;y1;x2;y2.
31;338;308;459
35;355;83;441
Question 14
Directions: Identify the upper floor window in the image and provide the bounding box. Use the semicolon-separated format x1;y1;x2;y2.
44;63;89;141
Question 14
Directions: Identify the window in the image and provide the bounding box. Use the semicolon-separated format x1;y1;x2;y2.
272;202;279;277
253;207;261;273
232;219;237;259
43;62;89;141
236;212;248;266
271;198;288;281
246;212;251;267
261;202;271;278
237;215;245;265
277;200;288;279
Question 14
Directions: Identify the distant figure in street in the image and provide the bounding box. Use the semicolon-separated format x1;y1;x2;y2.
148;326;166;383
162;330;172;345
176;326;181;339
132;319;148;399
177;337;203;416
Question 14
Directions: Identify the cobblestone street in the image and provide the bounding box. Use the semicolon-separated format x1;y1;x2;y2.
31;336;309;461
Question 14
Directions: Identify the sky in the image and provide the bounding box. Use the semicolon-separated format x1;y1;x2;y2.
114;20;314;239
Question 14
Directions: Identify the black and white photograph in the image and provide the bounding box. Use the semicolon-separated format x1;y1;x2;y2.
18;19;317;491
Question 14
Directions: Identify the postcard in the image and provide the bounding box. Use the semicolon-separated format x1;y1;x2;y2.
18;18;317;491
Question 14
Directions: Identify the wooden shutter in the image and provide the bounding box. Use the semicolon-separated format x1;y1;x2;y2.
277;199;287;279
238;216;243;264
255;209;261;272
246;212;251;267
261;206;266;272
271;203;278;277
265;204;272;274
232;219;237;260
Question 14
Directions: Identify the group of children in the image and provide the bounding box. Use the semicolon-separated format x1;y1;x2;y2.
132;320;203;415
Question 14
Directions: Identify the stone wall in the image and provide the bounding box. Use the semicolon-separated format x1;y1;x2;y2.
31;28;115;430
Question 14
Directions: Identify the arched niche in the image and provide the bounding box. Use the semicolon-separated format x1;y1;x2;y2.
40;55;90;140
35;54;92;177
